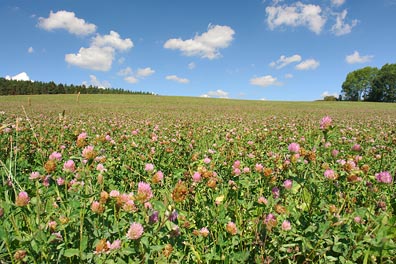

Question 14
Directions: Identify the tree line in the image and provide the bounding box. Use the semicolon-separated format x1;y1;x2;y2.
341;63;396;102
0;78;154;96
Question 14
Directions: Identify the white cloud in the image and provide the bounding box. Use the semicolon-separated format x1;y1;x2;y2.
331;0;345;7
28;47;34;53
5;72;30;81
136;67;155;78
200;89;229;98
124;76;139;84
345;51;373;64
250;75;281;87
65;46;115;71
38;10;96;36
331;10;358;36
92;31;133;51
295;59;320;70
164;24;235;59
321;91;339;98
284;73;293;79
66;30;133;71
84;75;111;89
266;2;326;34
166;75;190;84
188;62;196;70
270;54;302;69
118;67;133;76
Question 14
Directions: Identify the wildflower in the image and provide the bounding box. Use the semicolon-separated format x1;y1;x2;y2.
272;187;280;199
109;190;120;198
170;225;180;237
233;168;241;176
331;149;339;158
82;145;96;160
44;160;57;173
152;170;164;184
15;191;30;206
225;221;238;235
100;191;109;204
145;163;154;172
352;144;362;152
375;171;392;184
324;169;338;180
264;214;277;231
57;177;65;186
63;160;75;172
283;180;293;190
281;220;292;231
255;163;263;172
91;201;104;214
243;167;250;173
172;181;188;202
137;182;153;202
320;116;332;130
29;171;40;180
192;172;201;182
258;196;268;205
126;222;144;240
288;143;300;153
162;244;173;258
199;227;209;237
48;221;57;231
96;163;106;172
14;250;27;261
203;157;211;164
354;216;361;224
168;210;178;222
49;151;62;161
122;200;137;212
149;211;159;224
77;132;87;140
109;239;121;250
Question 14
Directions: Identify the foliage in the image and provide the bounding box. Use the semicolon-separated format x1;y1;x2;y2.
0;78;153;96
0;95;396;263
341;66;378;101
341;63;396;102
367;64;396;102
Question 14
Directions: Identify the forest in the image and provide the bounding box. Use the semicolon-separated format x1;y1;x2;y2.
0;78;152;96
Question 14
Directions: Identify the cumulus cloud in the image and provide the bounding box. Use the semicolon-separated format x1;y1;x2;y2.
250;75;281;87
118;67;133;76
65;31;133;71
166;75;190;84
118;67;155;84
136;67;155;78
331;0;345;7
188;62;196;70
5;72;31;81
124;76;138;84
28;47;34;53
284;73;293;79
270;54;302;69
83;75;111;89
92;31;133;51
295;59;320;70
38;10;96;36
65;46;115;71
345;51;373;64
200;89;229;98
331;10;358;36
164;24;235;59
266;2;326;34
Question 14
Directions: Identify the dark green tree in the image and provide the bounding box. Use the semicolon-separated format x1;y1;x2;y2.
367;63;396;102
341;66;378;101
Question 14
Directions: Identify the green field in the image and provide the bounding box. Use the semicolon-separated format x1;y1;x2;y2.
1;95;396;263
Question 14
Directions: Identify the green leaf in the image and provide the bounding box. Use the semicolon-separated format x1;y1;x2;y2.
64;248;79;258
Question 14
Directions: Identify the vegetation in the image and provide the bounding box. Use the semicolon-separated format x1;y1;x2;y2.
0;78;153;96
341;63;396;102
0;95;396;263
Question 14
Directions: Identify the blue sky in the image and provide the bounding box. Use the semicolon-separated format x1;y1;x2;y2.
1;0;396;101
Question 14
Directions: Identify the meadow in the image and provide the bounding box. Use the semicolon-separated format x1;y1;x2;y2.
0;94;395;263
